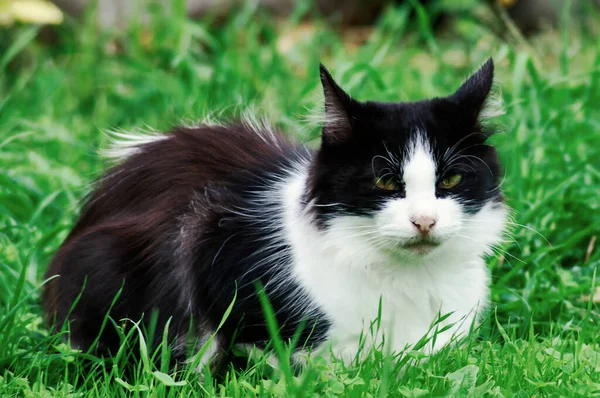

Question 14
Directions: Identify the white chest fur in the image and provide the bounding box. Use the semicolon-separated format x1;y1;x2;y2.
280;165;505;363
295;247;488;362
291;227;489;362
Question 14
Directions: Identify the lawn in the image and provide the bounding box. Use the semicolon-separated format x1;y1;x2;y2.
1;2;600;396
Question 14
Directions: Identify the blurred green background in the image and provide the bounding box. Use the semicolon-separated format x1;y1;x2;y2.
1;0;599;396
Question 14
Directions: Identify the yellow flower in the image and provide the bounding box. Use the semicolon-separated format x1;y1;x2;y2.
0;0;63;27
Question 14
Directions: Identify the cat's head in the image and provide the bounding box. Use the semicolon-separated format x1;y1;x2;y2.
306;59;507;261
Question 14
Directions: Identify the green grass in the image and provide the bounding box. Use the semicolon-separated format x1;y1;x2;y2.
1;1;600;396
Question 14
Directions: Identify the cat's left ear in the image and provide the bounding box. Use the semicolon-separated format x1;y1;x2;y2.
451;58;495;122
319;64;354;145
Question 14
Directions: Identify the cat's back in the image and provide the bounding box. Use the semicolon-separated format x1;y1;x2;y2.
76;122;301;230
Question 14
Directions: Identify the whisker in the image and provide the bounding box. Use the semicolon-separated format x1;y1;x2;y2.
324;231;381;242
454;234;526;264
447;154;493;178
460;219;551;247
312;202;350;208
442;133;484;162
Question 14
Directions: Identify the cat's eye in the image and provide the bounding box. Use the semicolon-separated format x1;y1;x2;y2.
439;174;462;190
374;177;400;192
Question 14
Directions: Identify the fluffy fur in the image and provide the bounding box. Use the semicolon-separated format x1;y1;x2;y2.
43;58;508;370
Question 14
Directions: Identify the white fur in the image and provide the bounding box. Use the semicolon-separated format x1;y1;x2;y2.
101;128;167;160
281;135;508;364
187;332;222;372
240;109;282;149
480;87;506;120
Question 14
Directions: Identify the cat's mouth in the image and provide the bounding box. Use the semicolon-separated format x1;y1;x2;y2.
401;238;441;253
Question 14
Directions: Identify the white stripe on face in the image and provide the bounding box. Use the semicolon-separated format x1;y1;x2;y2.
402;137;437;216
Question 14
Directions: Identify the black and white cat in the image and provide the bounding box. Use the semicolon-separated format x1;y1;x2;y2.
43;58;508;369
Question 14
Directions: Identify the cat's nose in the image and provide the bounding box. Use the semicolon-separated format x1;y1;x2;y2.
411;216;437;234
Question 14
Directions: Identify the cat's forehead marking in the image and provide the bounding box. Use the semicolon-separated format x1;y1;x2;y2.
402;133;437;196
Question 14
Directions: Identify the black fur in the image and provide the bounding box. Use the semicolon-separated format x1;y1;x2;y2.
44;125;329;364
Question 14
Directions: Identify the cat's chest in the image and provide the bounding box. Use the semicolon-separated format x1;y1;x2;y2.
297;256;451;324
291;248;488;356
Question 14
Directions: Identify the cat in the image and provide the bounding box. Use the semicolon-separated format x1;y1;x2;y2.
43;58;508;371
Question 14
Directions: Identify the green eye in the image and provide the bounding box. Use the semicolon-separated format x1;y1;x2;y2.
374;177;400;191
439;174;462;189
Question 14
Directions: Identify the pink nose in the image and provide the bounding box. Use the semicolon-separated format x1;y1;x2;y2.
411;216;437;234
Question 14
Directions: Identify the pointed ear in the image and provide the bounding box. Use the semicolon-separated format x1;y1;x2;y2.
451;58;495;122
320;64;353;145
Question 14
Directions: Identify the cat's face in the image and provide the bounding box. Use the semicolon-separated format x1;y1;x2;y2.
308;59;507;260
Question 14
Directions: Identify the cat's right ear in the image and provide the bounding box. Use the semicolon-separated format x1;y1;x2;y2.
320;64;353;145
450;58;496;123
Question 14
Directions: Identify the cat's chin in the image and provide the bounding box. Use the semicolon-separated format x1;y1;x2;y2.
381;237;443;259
402;241;440;254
